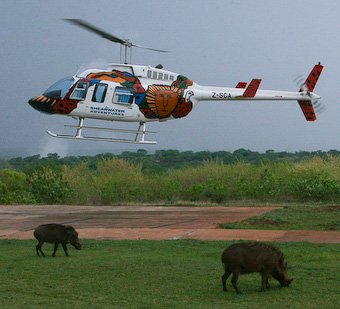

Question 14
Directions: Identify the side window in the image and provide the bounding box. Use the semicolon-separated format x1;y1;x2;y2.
70;81;89;100
92;83;108;103
113;87;135;105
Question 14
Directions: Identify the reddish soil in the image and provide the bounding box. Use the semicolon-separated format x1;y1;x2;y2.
1;205;340;243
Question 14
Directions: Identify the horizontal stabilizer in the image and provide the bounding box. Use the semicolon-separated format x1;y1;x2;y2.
236;82;247;89
243;79;262;97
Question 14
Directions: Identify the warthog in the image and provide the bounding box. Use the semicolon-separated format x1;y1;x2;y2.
221;242;294;294
34;223;82;257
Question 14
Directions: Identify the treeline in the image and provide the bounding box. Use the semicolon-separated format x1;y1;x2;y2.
2;149;340;205
2;148;340;174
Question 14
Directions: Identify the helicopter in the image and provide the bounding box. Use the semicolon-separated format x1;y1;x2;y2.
28;19;323;144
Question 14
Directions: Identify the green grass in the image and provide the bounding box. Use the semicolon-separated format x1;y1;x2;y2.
1;239;340;308
221;204;340;231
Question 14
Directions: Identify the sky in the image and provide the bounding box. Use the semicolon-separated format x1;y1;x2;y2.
1;0;339;158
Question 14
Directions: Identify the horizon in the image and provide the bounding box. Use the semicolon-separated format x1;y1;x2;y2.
1;147;336;161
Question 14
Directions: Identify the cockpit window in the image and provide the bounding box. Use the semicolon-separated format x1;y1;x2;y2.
43;77;74;100
70;81;89;100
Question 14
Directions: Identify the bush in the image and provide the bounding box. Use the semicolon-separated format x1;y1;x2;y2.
63;157;148;205
3;154;340;205
288;173;340;201
0;169;33;204
28;167;71;204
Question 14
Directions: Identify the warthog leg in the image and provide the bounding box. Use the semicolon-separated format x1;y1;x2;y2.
36;241;45;257
231;272;242;294
222;269;231;292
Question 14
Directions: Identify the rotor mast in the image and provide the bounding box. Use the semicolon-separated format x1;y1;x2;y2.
121;40;132;64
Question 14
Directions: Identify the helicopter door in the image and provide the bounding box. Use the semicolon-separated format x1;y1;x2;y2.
70;81;89;100
69;80;90;114
84;82;112;118
92;83;108;103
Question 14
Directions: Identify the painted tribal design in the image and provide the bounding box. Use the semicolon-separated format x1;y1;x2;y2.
87;70;194;119
28;78;91;114
29;70;194;119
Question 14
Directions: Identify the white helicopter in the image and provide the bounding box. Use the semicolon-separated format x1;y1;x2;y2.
29;19;323;144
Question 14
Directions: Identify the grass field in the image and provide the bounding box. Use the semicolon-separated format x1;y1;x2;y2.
221;204;340;231
1;239;340;308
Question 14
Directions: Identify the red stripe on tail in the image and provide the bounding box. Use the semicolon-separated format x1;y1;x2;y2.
300;63;323;92
243;79;262;97
298;100;316;121
236;82;247;89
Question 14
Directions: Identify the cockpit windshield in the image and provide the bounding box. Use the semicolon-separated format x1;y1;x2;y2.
43;77;74;100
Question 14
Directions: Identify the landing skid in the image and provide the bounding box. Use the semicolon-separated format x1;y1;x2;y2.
46;118;157;144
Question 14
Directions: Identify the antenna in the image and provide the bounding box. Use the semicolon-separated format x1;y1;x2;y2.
63;19;170;64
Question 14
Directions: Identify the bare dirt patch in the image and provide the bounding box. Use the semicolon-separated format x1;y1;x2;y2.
1;205;340;243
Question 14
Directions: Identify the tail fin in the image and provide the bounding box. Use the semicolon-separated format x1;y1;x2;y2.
299;63;323;92
298;101;316;121
243;79;262;97
298;63;323;121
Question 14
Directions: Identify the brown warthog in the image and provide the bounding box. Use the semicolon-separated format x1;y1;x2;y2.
34;223;82;257
221;242;294;294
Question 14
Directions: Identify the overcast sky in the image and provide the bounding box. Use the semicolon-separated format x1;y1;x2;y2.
1;0;339;158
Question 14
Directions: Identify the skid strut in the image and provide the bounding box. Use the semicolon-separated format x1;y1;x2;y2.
46;118;157;144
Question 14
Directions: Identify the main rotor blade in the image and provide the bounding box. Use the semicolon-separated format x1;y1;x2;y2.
63;19;170;52
132;43;170;53
63;19;125;44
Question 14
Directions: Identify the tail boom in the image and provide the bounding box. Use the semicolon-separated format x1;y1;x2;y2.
195;88;319;102
193;63;323;121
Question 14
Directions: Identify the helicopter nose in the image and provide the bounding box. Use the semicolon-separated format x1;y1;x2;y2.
28;95;56;114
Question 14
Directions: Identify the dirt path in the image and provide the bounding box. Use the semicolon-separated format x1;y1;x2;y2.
1;205;340;243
